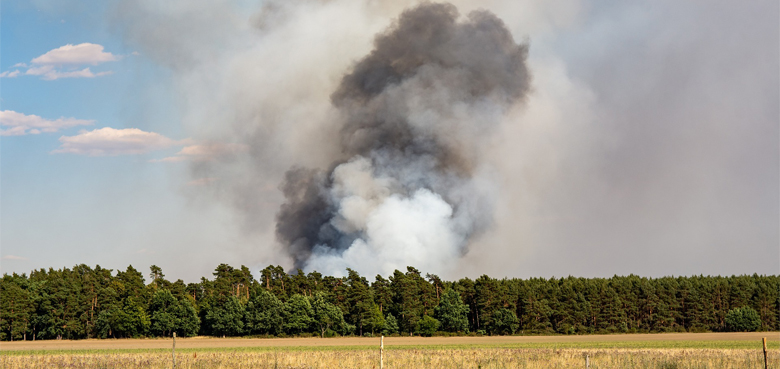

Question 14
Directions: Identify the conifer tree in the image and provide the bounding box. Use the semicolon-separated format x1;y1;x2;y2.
384;313;399;335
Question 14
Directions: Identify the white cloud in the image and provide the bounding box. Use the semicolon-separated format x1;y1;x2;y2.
52;127;186;156
31;43;119;65
0;70;21;78
2;255;28;261
150;143;248;163
0;110;94;136
25;65;113;80
3;43;120;80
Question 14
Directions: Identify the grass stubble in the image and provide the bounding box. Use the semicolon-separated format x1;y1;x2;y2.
0;333;780;369
2;344;777;369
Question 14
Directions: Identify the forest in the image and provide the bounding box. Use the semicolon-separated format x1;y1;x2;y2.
1;264;778;341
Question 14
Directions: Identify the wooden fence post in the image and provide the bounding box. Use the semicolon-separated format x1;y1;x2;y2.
586;353;589;369
172;332;177;369
763;337;768;369
380;335;384;369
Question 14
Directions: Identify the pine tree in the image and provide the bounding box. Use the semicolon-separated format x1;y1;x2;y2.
3;263;779;340
372;275;392;314
384;313;400;335
390;269;421;334
346;269;373;335
0;275;33;341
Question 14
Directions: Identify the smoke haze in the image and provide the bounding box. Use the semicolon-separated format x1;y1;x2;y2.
110;0;778;280
275;3;530;276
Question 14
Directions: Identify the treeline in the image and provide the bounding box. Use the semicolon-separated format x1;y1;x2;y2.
1;264;778;341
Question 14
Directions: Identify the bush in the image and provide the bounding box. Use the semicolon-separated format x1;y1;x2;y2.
414;315;440;337
434;288;470;333
383;314;399;335
725;307;761;332
488;308;519;335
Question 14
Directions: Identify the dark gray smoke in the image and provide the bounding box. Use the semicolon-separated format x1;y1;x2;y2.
275;2;531;275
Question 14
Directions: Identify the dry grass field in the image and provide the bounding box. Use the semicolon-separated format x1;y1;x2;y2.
2;347;778;369
1;332;777;368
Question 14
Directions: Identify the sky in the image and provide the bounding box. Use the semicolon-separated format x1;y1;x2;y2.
1;0;778;283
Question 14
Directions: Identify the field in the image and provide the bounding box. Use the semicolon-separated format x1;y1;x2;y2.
1;332;777;368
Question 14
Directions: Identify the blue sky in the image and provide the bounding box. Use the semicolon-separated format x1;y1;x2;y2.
2;0;778;282
1;1;237;281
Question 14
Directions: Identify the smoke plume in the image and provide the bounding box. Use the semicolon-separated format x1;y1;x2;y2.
276;3;530;275
107;0;777;280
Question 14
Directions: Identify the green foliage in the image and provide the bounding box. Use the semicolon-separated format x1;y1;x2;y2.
95;309;114;338
149;290;177;336
725;307;761;332
149;265;165;288
346;269;375;336
148;289;200;337
383;313;399;335
205;295;245;336
101;298;151;338
176;298;200;337
1;264;779;340
284;294;314;335
391;267;437;334
150;310;175;337
435;288;469;333
311;292;346;337
0;275;33;341
364;304;385;334
489;308;519;335
245;289;284;335
415;315;440;336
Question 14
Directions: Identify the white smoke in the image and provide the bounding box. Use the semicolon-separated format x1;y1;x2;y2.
110;0;778;279
307;185;462;276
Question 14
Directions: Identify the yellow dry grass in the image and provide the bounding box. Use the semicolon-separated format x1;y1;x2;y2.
2;347;777;369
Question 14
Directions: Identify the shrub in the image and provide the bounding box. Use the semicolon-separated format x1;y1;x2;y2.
725;307;761;332
415;315;440;337
383;314;399;335
488;308;519;335
434;289;470;333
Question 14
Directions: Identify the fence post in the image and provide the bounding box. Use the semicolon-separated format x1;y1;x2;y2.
586;353;589;369
763;337;768;369
380;335;384;369
172;332;176;369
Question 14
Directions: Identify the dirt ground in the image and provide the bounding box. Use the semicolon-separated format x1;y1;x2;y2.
1;332;777;351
